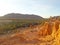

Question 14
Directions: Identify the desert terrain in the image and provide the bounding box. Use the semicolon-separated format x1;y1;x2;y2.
0;18;60;45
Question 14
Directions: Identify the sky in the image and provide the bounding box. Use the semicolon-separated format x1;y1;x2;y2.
0;0;60;18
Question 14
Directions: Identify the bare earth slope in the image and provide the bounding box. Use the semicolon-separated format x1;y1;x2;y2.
0;19;60;45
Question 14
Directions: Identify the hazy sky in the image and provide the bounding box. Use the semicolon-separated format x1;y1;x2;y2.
0;0;60;18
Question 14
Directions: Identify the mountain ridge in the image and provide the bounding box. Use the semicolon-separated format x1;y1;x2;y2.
0;13;43;19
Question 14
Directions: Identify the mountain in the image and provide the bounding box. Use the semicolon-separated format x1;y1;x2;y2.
0;13;43;19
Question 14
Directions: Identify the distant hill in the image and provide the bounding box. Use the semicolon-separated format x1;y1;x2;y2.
0;13;43;20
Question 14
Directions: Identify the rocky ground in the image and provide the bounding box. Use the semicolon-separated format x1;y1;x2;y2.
0;19;60;45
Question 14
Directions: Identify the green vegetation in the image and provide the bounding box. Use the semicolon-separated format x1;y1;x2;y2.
0;19;45;35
